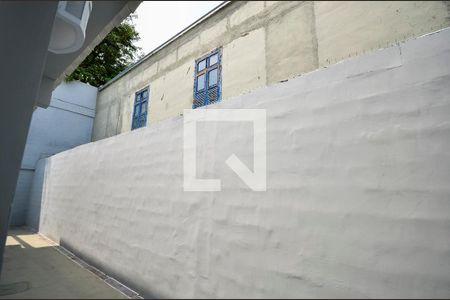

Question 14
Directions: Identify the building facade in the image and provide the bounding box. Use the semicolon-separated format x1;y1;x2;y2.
10;81;97;228
38;27;450;298
92;1;450;141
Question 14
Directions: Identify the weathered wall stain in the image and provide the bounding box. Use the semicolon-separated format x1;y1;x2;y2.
93;1;450;141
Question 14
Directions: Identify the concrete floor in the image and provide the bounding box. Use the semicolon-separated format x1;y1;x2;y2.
0;228;127;299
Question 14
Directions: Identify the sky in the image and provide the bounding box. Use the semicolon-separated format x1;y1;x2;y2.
133;1;224;56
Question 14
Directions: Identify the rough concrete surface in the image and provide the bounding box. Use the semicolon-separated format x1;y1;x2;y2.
0;228;126;299
93;1;450;141
39;28;450;298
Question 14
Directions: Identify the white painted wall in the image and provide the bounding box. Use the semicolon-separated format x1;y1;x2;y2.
26;158;50;231
39;29;450;298
10;81;97;227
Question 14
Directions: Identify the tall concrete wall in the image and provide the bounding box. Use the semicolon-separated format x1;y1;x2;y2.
9;170;34;226
92;1;450;141
40;29;450;298
26;158;49;230
9;81;97;227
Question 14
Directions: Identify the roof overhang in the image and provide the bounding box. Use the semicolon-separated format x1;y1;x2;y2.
37;1;141;108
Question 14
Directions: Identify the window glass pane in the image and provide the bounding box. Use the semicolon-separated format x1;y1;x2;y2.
198;59;206;71
140;115;146;127
66;1;85;19
141;101;147;114
209;53;218;66
197;74;205;91
142;90;148;99
134;105;140;117
208;68;218;86
133;118;139;129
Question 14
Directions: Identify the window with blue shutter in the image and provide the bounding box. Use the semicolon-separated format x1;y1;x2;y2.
193;49;221;109
132;87;149;130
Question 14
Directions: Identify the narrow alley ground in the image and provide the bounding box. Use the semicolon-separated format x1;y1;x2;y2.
0;228;128;299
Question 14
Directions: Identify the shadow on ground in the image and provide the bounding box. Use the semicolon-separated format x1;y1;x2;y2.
0;227;126;299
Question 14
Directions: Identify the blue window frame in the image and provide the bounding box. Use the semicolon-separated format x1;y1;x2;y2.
132;87;149;130
193;49;221;108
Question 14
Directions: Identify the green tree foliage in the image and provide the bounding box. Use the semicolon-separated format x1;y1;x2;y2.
65;15;142;87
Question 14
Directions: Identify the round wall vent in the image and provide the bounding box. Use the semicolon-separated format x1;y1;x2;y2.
48;1;92;54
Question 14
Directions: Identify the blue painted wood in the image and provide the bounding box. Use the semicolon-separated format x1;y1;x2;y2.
193;48;222;109
132;87;149;130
